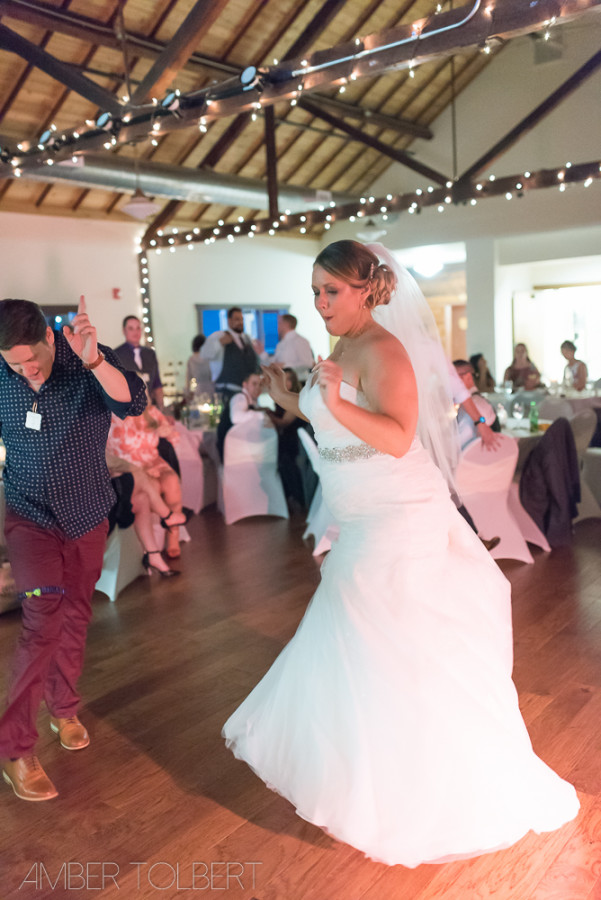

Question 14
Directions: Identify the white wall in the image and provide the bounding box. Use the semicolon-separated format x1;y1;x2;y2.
146;235;327;367
0;212;144;348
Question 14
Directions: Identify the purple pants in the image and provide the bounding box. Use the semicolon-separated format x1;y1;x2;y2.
0;512;108;758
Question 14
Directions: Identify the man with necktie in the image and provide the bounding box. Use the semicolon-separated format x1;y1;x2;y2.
200;307;261;399
114;316;164;410
201;308;262;459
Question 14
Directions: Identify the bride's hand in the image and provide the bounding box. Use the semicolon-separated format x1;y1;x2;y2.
315;358;343;411
261;363;287;404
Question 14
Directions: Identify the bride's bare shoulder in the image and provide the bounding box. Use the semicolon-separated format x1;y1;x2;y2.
366;327;410;364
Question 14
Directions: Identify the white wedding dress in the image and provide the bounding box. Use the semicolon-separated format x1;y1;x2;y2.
223;381;579;867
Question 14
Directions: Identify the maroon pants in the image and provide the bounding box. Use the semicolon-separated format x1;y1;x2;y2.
0;512;108;758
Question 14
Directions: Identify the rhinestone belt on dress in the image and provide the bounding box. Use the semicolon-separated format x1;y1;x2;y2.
318;444;385;462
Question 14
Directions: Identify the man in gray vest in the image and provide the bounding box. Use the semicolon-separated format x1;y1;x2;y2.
200;308;260;400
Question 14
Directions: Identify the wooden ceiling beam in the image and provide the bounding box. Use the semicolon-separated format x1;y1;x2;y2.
283;0;348;60
0;23;124;115
264;104;278;221
305;95;432;140
130;0;230;104
458;46;601;183
299;96;448;185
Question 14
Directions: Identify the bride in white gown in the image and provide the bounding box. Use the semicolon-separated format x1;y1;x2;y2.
222;240;579;867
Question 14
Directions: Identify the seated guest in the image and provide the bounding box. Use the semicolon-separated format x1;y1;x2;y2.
469;353;496;393
106;394;188;559
266;368;312;510
186;334;213;400
114;314;179;475
561;340;588;391
272;315;314;384
216;371;273;460
453;360;500;451
503;343;542;391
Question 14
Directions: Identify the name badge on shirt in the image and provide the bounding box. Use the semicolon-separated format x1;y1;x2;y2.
26;410;42;430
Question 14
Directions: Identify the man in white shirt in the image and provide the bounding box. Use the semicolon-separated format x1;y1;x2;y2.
230;373;271;425
272;315;314;383
217;372;272;459
200;307;260;396
453;359;499;450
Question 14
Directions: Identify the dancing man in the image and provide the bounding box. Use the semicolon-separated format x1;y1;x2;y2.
0;297;146;801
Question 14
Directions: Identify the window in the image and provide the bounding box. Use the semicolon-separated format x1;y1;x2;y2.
43;305;78;332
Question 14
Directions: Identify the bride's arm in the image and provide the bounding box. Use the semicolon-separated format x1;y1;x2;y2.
318;337;418;458
261;363;309;422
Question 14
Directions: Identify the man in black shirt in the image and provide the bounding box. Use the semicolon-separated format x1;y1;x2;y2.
0;297;146;801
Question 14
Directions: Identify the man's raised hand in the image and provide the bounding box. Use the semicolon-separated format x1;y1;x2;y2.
63;295;98;364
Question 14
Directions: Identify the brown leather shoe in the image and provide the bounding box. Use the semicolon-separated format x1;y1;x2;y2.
50;716;90;750
480;535;501;552
3;756;58;801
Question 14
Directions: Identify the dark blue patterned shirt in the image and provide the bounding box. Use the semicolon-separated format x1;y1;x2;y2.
0;332;147;539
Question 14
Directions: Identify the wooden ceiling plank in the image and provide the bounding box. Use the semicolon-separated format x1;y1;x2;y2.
130;0;230;105
0;0;239;77
143;0;350;236
135;1;419;180
0;23;123;114
0;0;84;207
458;47;601;183
227;0;425;214
283;0;348;60
73;0;182;214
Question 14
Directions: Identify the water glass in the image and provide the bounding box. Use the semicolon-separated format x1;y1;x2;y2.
512;401;524;420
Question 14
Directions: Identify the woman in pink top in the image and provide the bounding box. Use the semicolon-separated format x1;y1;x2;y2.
107;399;186;562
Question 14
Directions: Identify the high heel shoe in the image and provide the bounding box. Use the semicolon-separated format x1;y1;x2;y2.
160;509;192;530
142;551;180;578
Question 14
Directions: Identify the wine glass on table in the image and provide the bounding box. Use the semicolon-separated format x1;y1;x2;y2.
512;401;524;422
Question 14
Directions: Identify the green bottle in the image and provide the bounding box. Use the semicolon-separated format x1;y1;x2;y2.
529;400;539;433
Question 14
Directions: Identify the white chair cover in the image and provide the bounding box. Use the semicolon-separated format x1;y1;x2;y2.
455;434;534;564
297;429;340;556
570;410;601;522
583;447;601;508
507;483;551;552
95;525;145;602
173;423;206;514
537;397;574;420
222;418;289;525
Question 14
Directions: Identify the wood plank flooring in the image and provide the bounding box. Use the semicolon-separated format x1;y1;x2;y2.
1;511;601;900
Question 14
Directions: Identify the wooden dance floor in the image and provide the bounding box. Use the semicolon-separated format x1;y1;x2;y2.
1;510;601;900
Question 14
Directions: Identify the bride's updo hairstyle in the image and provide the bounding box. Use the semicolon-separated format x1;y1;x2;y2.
314;240;397;309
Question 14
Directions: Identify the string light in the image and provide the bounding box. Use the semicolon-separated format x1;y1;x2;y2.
141;160;600;253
